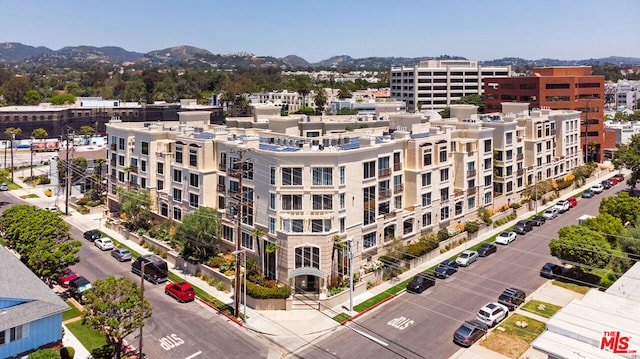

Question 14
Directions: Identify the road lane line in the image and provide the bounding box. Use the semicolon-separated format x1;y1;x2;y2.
349;327;389;347
184;352;202;359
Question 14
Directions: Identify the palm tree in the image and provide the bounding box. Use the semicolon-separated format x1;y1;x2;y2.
123;166;132;190
94;158;107;201
330;235;347;287
4;127;22;182
251;228;266;275
313;87;327;115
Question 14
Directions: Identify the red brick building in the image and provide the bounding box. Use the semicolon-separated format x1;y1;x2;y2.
484;67;605;162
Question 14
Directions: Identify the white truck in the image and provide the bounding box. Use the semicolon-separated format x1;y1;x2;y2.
578;214;595;225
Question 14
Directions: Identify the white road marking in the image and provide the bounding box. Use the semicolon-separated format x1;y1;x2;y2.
185;351;202;359
349;327;389;347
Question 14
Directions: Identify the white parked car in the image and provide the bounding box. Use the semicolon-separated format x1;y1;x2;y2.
495;231;516;245
456;250;479;267
542;208;558;220
476;302;509;327
591;183;604;194
94;238;114;251
554;200;570;213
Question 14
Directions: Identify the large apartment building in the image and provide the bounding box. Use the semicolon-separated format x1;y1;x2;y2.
484;66;605;163
106;103;581;297
390;60;512;112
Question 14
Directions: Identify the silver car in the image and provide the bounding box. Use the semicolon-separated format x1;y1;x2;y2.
111;248;132;262
456;250;479;267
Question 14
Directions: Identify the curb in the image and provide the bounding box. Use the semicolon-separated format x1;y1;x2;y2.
340;291;403;325
198;297;244;326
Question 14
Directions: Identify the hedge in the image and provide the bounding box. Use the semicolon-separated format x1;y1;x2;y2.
245;281;292;299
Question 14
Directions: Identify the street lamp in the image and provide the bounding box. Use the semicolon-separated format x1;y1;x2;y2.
30;136;35;181
347;238;354;314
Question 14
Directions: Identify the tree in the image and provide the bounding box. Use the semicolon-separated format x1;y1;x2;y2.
123;79;146;102
1;75;31;105
175;206;221;263
453;94;485;113
23;89;41;105
31;127;48;140
27;349;61;359
79;125;96;136
0;205;80;284
330;235;347;287
83;276;152;359
613;133;640;188
5;127;22;182
549;225;612;270
57;156;88;183
337;85;352;99
599;192;640;226
48;93;76;105
581;213;624;246
618;220;640;261
118;188;152;231
294;75;311;107
313;87;327;114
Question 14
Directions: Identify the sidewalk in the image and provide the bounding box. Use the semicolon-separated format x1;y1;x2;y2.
6;163;619;358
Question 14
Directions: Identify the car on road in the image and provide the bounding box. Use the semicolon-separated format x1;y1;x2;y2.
540;263;565;279
477;243;497;257
531;216;546;226
0;183;8;191
456;250;479;266
476;302;509;327
44;206;59;213
165;282;196;302
601;180;612;190
95;238;114;251
567;197;577;208
495;231;516;245
69;276;93;302
498;287;526;311
406;273;436;293
111;248;132;262
453;319;488;347
83;229;101;242
591;183;604;194
542;208;558;220
513;220;533;235
609;177;621;185
554;200;570;213
613;173;625;182
582;189;595;198
434;264;457;279
57;268;78;287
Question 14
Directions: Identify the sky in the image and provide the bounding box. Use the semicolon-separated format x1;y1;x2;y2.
1;0;639;63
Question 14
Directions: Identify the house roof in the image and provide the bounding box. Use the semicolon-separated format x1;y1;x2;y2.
0;247;68;331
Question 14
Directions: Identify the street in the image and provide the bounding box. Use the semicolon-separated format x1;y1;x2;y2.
293;193;602;359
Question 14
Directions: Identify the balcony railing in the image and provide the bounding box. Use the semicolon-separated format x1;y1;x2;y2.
379;189;392;199
378;168;391;177
467;187;476;196
218;163;227;172
550;129;557;136
517;169;524;176
517;153;524;161
394;163;402;171
110;143;116;151
394;184;404;192
467;169;476;178
129;166;138;174
217;183;226;192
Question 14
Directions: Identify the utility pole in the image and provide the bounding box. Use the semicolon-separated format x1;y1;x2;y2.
65;129;73;215
139;261;146;358
10;134;15;183
30;137;34;181
232;148;253;319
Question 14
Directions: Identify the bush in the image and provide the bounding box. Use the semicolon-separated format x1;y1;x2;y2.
464;221;480;233
246;281;292;299
38;175;51;185
437;228;450;242
76;197;89;206
509;202;521;209
61;346;75;359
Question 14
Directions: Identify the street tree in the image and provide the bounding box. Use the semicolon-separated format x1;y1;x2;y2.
31;127;48;140
175;206;221;263
118;188;152;231
294;75;311;107
599;191;640;226
57;156;88;183
612;133;640;187
549;225;612;270
83;276;152;359
581;213;624;246
618;217;640;261
79;125;96;136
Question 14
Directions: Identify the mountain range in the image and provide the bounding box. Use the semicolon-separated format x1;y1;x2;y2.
1;42;639;69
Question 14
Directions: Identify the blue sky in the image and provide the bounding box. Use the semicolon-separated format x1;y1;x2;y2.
1;0;638;63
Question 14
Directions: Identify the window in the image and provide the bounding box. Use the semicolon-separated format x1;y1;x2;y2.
363;186;376;225
363;232;377;249
506;150;513;161
160;203;168;217
440;168;449;182
312;167;333;185
269;217;276;234
118;155;125;166
422;192;432;206
484;192;492;204
484;175;492;186
439;146;447;162
118;171;124;182
282;194;303;210
189;173;199;188
173;188;182;202
189;193;199;208
157;180;164;191
339;217;346;233
175;146;183;163
157;162;164;174
455;201;463;216
119;137;125;150
173;207;182;221
468;197;475;209
422;213;432;227
440;206;449;220
295;247;320;268
242;162;254;180
423;148;432;166
141;160;146;172
311;219;331;233
395;195;402;210
339;193;345;209
506;132;513;145
484;158;492;170
284;219;304;233
141;141;149;155
242;232;253;250
140;178;146;189
484;139;492;152
269;193;276;210
422;173;432;186
173;169;182;183
440;188;449;201
10;325;24;341
339;166;345;185
189;148;197;166
363;161;376;179
312;194;333;210
270;167;276;185
282;167;302;185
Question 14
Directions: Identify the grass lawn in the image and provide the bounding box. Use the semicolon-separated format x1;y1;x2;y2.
333;313;351;322
480;313;546;358
552;280;590;294
62;302;83;321
520;300;562;319
7;182;21;190
20;193;39;199
65;320;107;352
353;278;410;312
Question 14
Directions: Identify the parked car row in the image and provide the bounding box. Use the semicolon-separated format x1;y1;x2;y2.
453;287;527;347
84;229;132;261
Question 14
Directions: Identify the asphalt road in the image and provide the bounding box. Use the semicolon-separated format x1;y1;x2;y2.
294;191;604;359
0;192;271;359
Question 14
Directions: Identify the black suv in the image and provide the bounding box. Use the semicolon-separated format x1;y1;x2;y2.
453;319;488;347
83;229;101;242
513;220;533;235
406;273;436;293
498;287;526;311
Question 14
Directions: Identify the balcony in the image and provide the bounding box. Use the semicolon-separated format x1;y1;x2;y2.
517;169;524;176
394;184;404;192
229;168;242;178
110;143;116;151
110;159;116;166
517;153;524;161
218;163;227;172
467;187;476;196
455;190;464;198
467;169;477;178
378;168;391;177
550;129;557;136
129;166;138;174
394;163;402;171
379;189;392;199
217;183;226;192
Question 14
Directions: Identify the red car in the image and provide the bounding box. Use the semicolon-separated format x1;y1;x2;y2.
57;268;79;287
165;282;195;302
609;177;620;185
567;197;577;208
